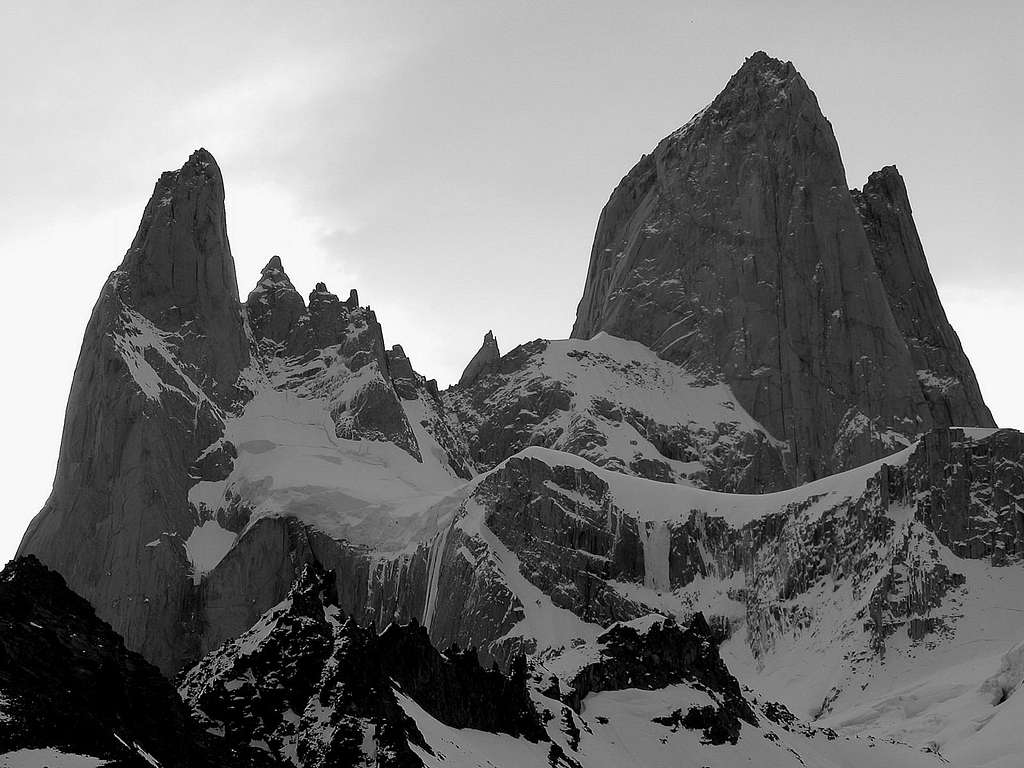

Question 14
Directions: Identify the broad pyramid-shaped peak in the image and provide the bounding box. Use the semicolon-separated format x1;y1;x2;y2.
570;52;991;483
657;52;816;152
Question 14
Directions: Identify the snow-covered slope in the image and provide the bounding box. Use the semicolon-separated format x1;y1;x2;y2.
186;366;465;566
446;332;788;492
439;427;1024;765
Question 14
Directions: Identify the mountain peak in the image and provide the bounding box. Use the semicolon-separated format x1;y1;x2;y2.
119;149;239;316
250;254;300;297
458;330;500;388
711;50;810;114
570;52;990;483
851;165;995;429
736;50;794;78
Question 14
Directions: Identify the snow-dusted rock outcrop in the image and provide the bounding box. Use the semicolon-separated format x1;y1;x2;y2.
445;333;788;492
181;563;545;766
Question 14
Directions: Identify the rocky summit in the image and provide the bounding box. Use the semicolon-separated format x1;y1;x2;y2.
9;52;1023;768
570;52;993;484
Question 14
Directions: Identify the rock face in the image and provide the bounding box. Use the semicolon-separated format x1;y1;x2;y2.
19;149;250;673
903;428;1024;563
851;166;994;429
458;330;500;387
245;255;310;352
0;556;262;767
570;52;992;482
466;427;1024;723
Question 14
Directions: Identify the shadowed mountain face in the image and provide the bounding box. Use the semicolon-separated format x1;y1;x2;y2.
851;165;994;429
571;52;993;483
0;555;268;767
18;149;252;673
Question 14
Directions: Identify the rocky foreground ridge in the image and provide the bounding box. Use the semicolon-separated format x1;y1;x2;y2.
0;555;268;767
13;51;1023;766
176;561;938;767
4;556;940;767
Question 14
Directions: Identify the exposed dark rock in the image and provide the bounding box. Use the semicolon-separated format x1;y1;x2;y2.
309;283;350;349
333;376;420;457
113;147;249;399
901;428;1024;563
181;564;546;766
852;167;995;430
0;556;265;767
379;625;545;740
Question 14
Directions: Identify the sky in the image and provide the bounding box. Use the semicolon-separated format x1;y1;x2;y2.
1;0;1021;560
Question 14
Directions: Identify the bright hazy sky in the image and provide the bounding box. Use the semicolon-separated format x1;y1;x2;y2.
1;1;1021;560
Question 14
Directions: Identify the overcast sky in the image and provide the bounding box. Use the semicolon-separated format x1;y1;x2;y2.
1;0;1021;561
